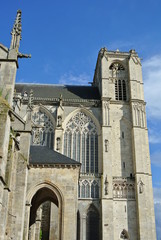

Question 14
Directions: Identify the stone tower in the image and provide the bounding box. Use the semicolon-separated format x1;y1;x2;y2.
93;47;156;239
0;11;156;240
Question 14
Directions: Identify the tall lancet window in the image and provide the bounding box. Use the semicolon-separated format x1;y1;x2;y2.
64;112;98;174
31;109;55;149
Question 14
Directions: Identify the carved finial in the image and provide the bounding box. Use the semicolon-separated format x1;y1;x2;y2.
59;94;63;107
10;10;22;50
99;47;108;60
27;89;34;110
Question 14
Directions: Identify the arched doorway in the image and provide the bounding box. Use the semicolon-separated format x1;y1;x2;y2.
28;186;61;240
86;204;99;240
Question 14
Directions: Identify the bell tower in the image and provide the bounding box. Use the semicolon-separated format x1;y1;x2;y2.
93;48;156;239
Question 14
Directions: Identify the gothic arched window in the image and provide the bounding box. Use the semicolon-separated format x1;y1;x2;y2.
115;79;127;101
31;109;55;149
81;180;90;198
91;180;99;198
64;112;98;174
109;62;125;71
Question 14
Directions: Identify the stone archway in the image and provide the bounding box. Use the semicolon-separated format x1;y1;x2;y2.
25;183;63;240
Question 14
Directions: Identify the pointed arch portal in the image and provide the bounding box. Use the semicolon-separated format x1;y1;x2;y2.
28;186;62;240
86;205;99;240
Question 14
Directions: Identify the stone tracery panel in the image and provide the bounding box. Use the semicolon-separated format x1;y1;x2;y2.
78;179;99;199
113;177;135;199
31;109;55;149
133;102;146;128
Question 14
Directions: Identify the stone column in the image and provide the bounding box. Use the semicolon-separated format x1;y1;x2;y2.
23;203;31;240
35;207;42;240
82;214;86;240
49;203;59;240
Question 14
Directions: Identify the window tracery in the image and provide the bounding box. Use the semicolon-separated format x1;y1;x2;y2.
31;109;55;149
79;179;99;199
109;62;125;71
64;112;98;174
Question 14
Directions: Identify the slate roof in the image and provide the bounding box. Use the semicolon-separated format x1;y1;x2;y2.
30;145;80;165
15;83;100;100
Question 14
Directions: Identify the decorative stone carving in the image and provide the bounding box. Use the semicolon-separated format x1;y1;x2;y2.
27;89;34;110
103;101;110;126
56;137;61;151
31;109;54;148
120;229;129;239
133;102;146;128
104;175;109;195
99;47;108;61
57;115;62;127
113;177;135;199
15;133;20;150
13;91;22;112
105;139;109;152
59;94;63;107
138;178;144;194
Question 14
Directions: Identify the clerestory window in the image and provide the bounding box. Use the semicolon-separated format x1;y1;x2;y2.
63;112;98;174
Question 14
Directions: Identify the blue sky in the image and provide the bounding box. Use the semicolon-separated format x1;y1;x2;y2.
1;0;161;238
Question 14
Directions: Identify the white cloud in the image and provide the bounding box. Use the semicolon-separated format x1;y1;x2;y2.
148;128;161;144
153;188;161;239
153;187;161;204
142;55;161;120
155;203;161;239
59;73;90;85
151;151;161;168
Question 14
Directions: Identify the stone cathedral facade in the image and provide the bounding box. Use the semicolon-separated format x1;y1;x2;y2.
0;10;156;240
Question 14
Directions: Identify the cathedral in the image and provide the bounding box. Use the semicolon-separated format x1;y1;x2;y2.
0;10;156;240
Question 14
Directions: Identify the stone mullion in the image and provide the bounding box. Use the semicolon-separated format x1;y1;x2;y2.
89;133;91;173
45;132;48;146
80;132;82;166
49;132;51;148
75;132;77;162
66;133;69;157
89;181;92;198
84;134;87;173
71;131;73;159
121;80;124;100
93;134;96;174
